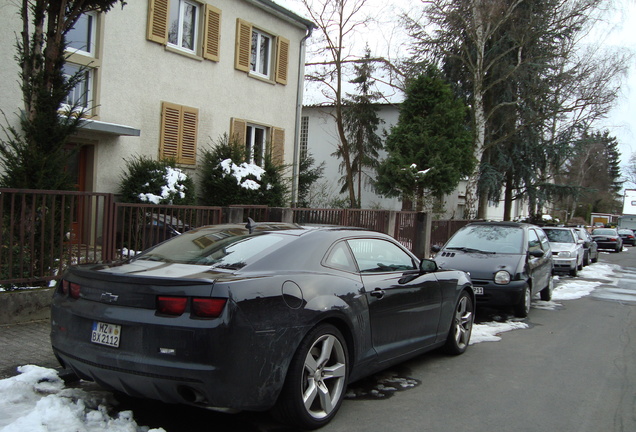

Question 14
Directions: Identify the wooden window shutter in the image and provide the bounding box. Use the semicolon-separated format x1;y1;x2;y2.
160;102;181;160
180;106;198;165
147;0;168;44
270;127;285;165
230;118;247;145
235;19;252;72
275;37;290;85
160;102;198;165
202;5;221;62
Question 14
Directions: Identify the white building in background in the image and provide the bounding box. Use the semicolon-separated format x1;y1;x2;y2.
0;0;314;196
301;104;530;221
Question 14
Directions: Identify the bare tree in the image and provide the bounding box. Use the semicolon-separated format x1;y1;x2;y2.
298;0;374;207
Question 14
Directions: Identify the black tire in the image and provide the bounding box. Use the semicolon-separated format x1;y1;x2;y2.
569;266;578;277
443;291;474;355
514;284;531;318
540;276;553;301
583;251;590;267
273;324;348;430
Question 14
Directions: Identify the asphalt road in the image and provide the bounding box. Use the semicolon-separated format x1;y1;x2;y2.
113;250;636;432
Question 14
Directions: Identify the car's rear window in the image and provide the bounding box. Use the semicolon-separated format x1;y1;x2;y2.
133;228;292;269
445;225;523;254
593;229;616;236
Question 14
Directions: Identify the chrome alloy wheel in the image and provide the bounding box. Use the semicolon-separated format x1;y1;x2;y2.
453;295;474;350
301;333;347;420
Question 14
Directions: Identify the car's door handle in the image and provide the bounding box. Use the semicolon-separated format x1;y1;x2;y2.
370;288;385;299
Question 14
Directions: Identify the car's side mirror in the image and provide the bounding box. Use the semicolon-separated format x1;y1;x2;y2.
431;245;441;253
420;259;438;273
529;249;544;258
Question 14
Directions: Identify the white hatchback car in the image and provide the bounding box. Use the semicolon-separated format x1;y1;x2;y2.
542;227;585;276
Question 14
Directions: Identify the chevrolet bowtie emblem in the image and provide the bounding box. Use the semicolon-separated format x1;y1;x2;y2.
101;292;119;303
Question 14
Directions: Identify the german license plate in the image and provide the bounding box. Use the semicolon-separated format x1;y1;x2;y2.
91;321;121;348
474;287;484;295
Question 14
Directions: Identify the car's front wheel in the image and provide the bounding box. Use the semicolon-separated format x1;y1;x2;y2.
273;324;348;430
443;291;474;355
514;284;531;318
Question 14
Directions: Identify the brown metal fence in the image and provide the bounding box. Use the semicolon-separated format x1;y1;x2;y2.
0;188;470;287
292;208;390;233
0;189;113;286
430;219;474;247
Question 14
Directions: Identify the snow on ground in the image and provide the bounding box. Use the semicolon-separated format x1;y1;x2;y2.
0;261;619;431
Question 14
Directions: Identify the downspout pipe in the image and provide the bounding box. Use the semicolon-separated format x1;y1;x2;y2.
291;24;313;207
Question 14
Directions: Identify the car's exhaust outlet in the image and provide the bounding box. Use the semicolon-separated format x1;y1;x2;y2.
178;386;207;405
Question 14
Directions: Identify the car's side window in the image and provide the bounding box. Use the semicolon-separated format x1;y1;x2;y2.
536;229;550;252
528;229;543;254
347;239;417;273
324;241;358;273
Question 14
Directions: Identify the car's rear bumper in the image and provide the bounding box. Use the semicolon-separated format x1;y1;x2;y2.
50;296;299;411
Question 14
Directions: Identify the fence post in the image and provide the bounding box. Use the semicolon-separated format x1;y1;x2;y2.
386;211;396;236
413;212;432;259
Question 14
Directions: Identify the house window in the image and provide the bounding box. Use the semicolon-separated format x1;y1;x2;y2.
168;0;199;53
246;124;268;166
160;102;198;165
235;19;289;85
300;116;309;160
62;64;93;111
230;118;285;166
66;12;96;57
250;28;272;78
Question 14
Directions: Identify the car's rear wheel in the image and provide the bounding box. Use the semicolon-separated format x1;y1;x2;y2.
540;276;553;301
443;291;474;355
273;324;348;430
514;284;531;318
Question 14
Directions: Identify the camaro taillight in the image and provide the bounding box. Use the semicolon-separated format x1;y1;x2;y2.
156;296;227;318
157;296;188;316
192;298;227;318
61;280;81;299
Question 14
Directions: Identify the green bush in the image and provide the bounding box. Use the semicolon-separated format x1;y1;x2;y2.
199;135;287;207
118;156;196;205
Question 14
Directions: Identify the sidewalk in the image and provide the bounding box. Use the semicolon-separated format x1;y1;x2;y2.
0;318;61;379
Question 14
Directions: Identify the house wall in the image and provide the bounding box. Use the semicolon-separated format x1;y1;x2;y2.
302;104;530;220
0;1;311;196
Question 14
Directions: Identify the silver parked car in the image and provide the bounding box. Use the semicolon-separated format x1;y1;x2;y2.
542;227;584;276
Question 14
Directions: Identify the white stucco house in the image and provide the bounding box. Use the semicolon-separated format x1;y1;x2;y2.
301;104;530;221
0;0;314;198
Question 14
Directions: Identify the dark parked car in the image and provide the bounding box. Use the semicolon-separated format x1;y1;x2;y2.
432;222;553;317
618;229;635;246
51;222;475;429
592;228;623;252
571;227;599;266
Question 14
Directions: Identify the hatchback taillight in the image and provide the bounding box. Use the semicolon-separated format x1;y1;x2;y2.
192;298;227;318
157;296;187;316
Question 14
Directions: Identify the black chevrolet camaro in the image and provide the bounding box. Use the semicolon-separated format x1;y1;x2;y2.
51;222;475;429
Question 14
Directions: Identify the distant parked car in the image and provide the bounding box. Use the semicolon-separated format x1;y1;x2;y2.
432;221;553;318
617;229;635;246
541;227;585;276
592;228;623;252
571;227;599;265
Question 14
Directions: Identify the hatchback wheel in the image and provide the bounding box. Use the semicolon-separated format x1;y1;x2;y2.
273;324;348;430
444;291;474;355
514;284;531;318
